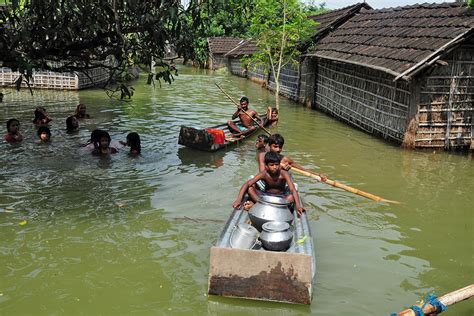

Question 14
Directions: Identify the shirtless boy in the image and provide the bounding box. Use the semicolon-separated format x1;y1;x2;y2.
227;96;262;136
4;119;23;143
232;151;305;215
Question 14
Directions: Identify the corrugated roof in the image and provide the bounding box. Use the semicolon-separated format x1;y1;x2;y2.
307;2;474;80
224;39;258;57
207;37;243;55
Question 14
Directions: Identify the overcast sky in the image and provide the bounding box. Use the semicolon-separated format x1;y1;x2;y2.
318;0;454;9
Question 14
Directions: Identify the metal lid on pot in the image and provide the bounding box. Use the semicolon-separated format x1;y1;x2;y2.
262;221;290;232
236;223;259;236
258;195;290;205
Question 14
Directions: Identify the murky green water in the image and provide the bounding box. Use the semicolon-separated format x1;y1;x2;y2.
1;66;473;315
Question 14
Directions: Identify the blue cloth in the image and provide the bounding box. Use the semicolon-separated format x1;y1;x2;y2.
235;123;248;132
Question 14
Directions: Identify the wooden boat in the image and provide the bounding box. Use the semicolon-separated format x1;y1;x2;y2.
208;196;316;304
178;113;269;152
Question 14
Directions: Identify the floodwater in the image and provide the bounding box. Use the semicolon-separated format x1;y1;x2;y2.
0;66;472;315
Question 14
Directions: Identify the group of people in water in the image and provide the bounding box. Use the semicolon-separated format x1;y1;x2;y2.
4;103;141;157
229;97;326;215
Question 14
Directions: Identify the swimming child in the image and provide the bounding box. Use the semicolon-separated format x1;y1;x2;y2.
37;126;51;142
266;107;279;127
255;134;269;153
92;130;118;156
66;116;79;132
4;118;23;143
119;132;141;156
33;107;52;126
232;151;305;215
74;103;91;119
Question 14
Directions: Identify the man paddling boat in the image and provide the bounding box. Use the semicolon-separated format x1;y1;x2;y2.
227;96;263;136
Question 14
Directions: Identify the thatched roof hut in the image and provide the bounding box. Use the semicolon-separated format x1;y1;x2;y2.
304;2;474;150
207;37;243;70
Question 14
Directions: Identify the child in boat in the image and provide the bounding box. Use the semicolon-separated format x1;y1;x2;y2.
66;116;79;132
74;103;91;119
227;96;263;136
266;107;279;127
232;151;305;215
4;118;23;143
119;132;141;156
33;106;52;126
37;126;51;143
92;130;118;156
257;133;326;182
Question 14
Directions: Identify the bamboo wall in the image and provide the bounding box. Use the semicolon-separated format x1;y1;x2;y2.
413;42;474;150
268;62;300;101
298;58;317;107
247;63;267;85
314;59;411;143
209;54;226;70
228;58;246;77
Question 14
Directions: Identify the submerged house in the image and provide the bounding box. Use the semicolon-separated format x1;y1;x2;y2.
304;2;474;150
224;39;262;81
207;37;243;70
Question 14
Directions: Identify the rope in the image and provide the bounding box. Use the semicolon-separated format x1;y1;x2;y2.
390;294;447;316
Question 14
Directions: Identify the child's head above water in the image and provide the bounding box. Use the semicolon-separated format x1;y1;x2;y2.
126;132;141;154
98;131;111;148
6;118;20;133
268;133;284;153
66;116;79;132
264;151;282;165
37;126;51;142
256;134;269;150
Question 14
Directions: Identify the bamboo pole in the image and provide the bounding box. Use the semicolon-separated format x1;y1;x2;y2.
396;284;474;316
290;166;400;204
214;83;272;135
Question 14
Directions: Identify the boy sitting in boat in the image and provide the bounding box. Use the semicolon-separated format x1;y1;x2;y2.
227;96;263;136
258;134;327;182
232;151;305;215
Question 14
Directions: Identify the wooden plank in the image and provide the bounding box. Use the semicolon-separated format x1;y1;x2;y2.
208;247;312;305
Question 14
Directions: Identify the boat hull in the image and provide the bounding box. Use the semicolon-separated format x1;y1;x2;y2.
208;204;316;304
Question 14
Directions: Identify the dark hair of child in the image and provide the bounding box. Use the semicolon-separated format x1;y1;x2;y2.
89;129;104;148
240;96;249;104
257;134;269;144
264;151;282;165
37;126;51;137
6;118;19;130
268;133;284;147
271;107;278;114
66;116;78;131
126;132;141;154
33;107;47;124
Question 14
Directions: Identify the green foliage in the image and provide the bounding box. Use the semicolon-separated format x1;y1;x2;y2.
0;0;205;93
245;0;316;81
468;0;474;8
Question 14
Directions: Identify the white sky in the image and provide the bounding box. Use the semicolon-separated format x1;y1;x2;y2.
316;0;455;9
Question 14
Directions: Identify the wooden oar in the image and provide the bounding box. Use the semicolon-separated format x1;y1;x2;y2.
395;284;474;315
290;166;400;204
215;83;271;135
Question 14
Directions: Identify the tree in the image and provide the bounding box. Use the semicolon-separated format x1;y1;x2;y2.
0;0;205;97
245;0;316;109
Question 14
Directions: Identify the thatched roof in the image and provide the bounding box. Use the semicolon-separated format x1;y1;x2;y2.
307;2;474;80
207;37;243;55
224;39;258;57
308;2;373;43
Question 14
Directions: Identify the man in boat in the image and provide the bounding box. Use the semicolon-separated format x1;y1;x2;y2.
227;96;263;136
232;151;305;215
257;133;327;181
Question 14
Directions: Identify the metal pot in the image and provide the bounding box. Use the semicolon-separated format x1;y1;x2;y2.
229;223;259;249
248;195;293;231
259;221;293;251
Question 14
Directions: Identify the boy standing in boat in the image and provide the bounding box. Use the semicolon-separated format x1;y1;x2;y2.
227;96;263;136
232;151;305;215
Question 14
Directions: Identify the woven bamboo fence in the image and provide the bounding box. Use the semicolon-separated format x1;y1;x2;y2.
410;44;474;150
314;59;411;143
267;62;300;101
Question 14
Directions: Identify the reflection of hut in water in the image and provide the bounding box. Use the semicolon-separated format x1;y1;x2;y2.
207;37;243;70
303;2;474;151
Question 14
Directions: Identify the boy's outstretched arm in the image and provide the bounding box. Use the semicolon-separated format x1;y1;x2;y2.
232;174;262;209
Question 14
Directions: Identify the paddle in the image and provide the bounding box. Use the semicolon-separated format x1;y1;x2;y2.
215;83;271;135
290;166;400;204
394;284;474;315
215;83;399;204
